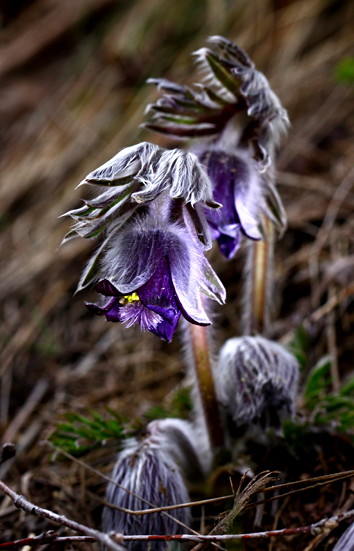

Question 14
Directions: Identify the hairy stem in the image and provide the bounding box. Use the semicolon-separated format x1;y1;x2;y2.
187;323;224;452
244;215;274;336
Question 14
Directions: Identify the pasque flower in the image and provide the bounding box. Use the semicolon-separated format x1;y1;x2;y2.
63;144;225;340
198;149;264;258
86;213;225;342
145;36;288;257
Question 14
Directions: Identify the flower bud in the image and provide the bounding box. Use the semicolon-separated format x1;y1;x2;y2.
145;36;289;258
216;336;299;430
102;433;190;550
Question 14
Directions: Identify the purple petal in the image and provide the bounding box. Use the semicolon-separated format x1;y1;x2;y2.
105;303;124;322
118;302;163;330
235;196;262;240
167;234;211;325
199;149;262;248
95;279;120;296
150;313;181;342
138;255;182;340
101;224;166;294
216;231;241;259
85;297;121;318
200;150;241;225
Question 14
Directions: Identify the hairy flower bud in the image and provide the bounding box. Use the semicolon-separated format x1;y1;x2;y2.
216;336;299;430
102;433;191;551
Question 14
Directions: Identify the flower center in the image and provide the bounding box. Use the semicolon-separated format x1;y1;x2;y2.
119;292;140;305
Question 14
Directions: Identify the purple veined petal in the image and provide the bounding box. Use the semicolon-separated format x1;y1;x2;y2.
199;150;240;224
137;255;178;307
137;254;182;341
118;302;163;331
146;304;180;324
150;314;181;342
167;234;211;325
217;221;240;238
235;195;262;240
95;278;120;297
105;303;124;322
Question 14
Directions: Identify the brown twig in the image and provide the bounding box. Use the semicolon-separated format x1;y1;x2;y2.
2;477;353;547
49;442;354;516
0;532;96;549
121;508;354;544
0;480;125;551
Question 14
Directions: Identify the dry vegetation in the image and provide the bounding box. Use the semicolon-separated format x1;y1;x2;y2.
0;0;353;549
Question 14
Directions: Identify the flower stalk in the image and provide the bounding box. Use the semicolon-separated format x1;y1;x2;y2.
187;322;225;452
244;214;274;336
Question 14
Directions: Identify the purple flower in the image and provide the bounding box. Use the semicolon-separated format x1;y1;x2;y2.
86;216;225;342
63;143;220;292
198;149;263;258
145;36;289;257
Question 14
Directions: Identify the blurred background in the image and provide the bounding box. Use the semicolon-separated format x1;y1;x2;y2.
0;0;353;549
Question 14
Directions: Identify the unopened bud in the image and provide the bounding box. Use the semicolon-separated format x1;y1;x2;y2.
216;336;299;431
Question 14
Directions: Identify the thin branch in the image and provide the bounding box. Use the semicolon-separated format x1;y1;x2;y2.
102;470;354;515
0;532;96;549
116;508;354;543
48;441;354;517
0;480;124;551
2;478;354;548
253;472;354;508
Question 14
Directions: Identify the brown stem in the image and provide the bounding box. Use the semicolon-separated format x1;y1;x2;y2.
244;215;274;336
188;323;224;451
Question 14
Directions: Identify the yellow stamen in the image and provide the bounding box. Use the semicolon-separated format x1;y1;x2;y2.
119;292;140;305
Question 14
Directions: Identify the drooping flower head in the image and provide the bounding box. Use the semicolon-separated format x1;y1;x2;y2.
86;214;225;341
63;143;225;341
144;36;289;257
102;424;191;551
216;336;299;431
